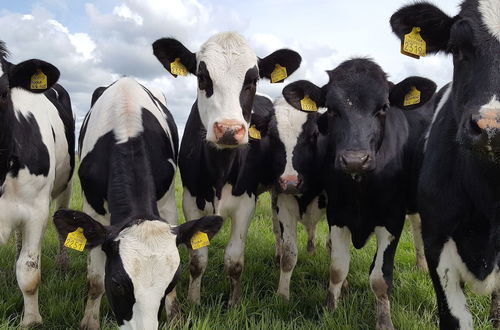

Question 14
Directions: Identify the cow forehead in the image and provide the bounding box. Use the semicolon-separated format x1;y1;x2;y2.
117;221;180;289
197;32;257;82
478;0;500;42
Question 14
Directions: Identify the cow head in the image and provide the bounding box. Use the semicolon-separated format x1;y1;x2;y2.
53;209;223;329
152;32;301;148
283;59;436;175
268;95;328;194
391;0;500;158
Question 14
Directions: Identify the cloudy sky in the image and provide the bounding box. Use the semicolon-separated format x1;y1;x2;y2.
1;0;459;136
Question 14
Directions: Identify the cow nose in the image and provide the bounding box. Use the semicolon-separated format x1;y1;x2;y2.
279;175;301;194
340;150;374;173
468;113;500;150
213;120;246;145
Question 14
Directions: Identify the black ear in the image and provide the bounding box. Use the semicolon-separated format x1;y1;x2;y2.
152;38;197;77
8;59;59;93
389;76;437;110
282;80;324;111
251;95;275;136
390;2;455;54
258;49;301;81
53;209;107;249
174;216;223;248
90;86;107;108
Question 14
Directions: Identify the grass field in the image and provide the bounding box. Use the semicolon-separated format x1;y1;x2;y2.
0;172;494;329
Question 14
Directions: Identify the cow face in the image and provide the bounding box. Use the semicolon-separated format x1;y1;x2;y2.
53;209;223;329
269;97;328;194
152;32;301;148
391;0;500;157
283;63;436;176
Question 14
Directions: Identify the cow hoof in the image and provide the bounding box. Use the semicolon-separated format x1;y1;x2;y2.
277;290;290;302
20;313;42;328
79;317;100;330
326;291;338;311
416;256;428;272
306;240;316;254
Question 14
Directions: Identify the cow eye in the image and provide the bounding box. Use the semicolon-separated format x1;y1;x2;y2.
375;104;388;117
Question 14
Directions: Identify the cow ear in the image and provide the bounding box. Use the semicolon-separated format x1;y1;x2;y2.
282;80;324;111
250;95;275;136
174;216;223;248
389;76;437;110
258;49;301;81
91;86;106;108
53;209;107;249
390;2;455;54
152;38;197;77
8;59;59;93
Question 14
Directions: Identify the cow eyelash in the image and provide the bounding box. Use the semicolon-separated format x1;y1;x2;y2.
375;105;388;116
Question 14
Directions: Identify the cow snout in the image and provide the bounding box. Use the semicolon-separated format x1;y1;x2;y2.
278;175;302;194
213;120;246;146
468;111;500;152
339;150;375;173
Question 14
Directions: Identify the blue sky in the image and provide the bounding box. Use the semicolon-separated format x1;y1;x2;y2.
1;0;459;135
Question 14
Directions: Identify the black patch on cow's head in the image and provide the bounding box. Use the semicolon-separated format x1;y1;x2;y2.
197;61;213;97
240;66;259;122
258;49;302;80
152;38;197;77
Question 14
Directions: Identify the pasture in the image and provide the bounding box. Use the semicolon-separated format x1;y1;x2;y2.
0;171;493;329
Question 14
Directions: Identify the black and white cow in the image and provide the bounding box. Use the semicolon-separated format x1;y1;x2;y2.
0;42;75;326
283;59;437;329
56;77;222;329
391;1;500;328
152;32;302;305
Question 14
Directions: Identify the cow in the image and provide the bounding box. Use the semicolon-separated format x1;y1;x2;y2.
282;58;437;329
391;1;500;328
59;76;222;329
152;32;302;305
0;41;75;326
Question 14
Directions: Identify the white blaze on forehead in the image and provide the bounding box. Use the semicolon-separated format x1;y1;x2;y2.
196;32;257;139
479;0;500;41
274;97;308;178
118;220;180;329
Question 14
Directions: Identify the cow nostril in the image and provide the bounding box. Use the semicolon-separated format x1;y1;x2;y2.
469;115;482;136
360;154;369;164
341;155;348;165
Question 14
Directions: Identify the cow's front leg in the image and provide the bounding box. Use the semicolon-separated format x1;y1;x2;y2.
327;225;351;310
369;226;400;330
224;196;255;306
276;194;299;301
491;291;500;329
17;212;47;327
271;192;281;266
407;213;428;271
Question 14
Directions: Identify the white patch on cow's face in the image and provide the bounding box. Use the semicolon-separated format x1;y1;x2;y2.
479;0;500;42
274;98;308;178
424;84;452;151
196;32;257;144
118;220;180;330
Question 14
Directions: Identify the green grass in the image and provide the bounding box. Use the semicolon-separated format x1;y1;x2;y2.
0;172;493;329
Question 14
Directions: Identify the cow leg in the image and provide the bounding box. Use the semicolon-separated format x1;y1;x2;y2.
164;287;180;322
271;192;282;266
17;209;48;327
407;213;427;271
327;225;351;310
276;194;299;301
305;222;316;254
225;197;255;306
369;226;399;330
54;181;72;271
80;204;108;330
491;291;500;329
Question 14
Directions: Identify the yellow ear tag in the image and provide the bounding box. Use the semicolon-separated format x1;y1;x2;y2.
300;95;318;112
401;27;426;59
248;124;261;140
64;227;87;252
271;64;287;83
403;86;421;106
170;57;188;77
30;70;47;90
191;231;210;250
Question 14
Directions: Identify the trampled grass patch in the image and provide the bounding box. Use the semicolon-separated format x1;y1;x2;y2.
0;172;493;329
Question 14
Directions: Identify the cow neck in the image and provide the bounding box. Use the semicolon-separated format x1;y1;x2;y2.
107;135;160;225
203;142;240;196
0;97;14;188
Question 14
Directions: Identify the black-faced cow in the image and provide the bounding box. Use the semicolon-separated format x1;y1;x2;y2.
391;1;500;328
0;42;75;326
152;32;302;305
57;77;222;329
284;59;437;329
